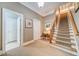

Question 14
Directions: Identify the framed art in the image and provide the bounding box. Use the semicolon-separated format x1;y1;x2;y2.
25;19;32;28
45;23;51;28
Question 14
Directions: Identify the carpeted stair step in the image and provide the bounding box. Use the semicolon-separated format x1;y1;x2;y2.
56;41;71;47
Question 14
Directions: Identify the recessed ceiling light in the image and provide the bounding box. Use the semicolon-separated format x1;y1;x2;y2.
37;2;44;8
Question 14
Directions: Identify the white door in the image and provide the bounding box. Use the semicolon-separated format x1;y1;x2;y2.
2;8;23;51
33;19;41;40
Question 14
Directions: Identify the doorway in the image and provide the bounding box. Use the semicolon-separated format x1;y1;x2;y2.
33;19;41;40
2;8;23;52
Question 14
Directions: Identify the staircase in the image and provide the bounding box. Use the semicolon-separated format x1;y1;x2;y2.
52;15;78;55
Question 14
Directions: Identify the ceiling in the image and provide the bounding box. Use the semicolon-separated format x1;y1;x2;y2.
20;2;67;17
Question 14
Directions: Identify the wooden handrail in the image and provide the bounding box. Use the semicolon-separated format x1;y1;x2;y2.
49;14;58;43
68;11;79;35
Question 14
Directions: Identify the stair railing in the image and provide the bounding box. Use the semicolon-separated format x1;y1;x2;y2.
67;10;79;55
49;12;59;43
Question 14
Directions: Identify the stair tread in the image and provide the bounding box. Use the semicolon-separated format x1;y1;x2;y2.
54;34;70;38
58;27;69;29
54;35;73;40
56;40;71;47
58;31;70;33
55;39;71;44
58;28;72;30
55;39;72;45
58;32;70;34
53;37;71;42
53;32;73;36
56;33;71;36
59;27;72;30
54;44;77;52
54;43;71;50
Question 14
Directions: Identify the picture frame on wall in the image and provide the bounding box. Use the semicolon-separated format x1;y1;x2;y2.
45;23;51;28
25;19;33;28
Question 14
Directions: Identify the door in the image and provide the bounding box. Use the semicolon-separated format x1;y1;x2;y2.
2;8;23;51
0;8;2;54
33;19;41;40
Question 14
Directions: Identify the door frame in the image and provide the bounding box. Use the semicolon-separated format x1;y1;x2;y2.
2;8;24;52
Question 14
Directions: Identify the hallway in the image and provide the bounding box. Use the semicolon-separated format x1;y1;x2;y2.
0;2;79;56
5;40;73;56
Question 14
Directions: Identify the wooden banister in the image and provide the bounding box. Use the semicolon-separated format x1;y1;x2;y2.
49;14;58;43
68;11;79;36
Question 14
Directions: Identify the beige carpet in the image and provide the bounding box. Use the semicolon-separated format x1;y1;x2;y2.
5;40;74;56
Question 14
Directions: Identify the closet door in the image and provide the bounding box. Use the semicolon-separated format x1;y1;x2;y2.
33;19;41;40
0;8;2;51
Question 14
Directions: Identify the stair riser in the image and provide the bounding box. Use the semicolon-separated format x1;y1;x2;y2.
58;32;70;34
53;33;70;38
57;34;70;38
55;36;74;40
54;33;74;36
54;28;72;31
55;37;71;42
59;25;69;26
56;41;71;47
58;29;69;30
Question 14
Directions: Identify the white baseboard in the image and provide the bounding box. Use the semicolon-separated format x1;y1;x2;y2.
0;50;7;55
0;50;3;55
22;40;36;46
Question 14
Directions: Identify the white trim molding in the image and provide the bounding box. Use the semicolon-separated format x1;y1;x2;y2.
22;40;36;46
2;8;24;52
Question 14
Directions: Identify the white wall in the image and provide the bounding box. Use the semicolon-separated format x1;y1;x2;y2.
74;10;79;32
44;13;55;30
0;2;43;44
